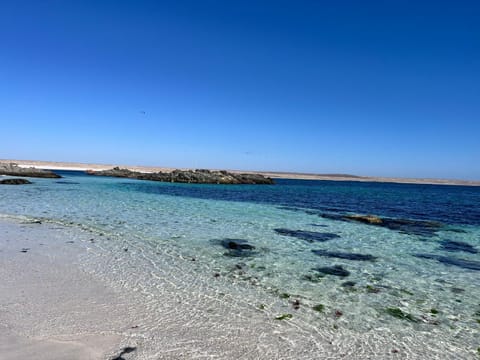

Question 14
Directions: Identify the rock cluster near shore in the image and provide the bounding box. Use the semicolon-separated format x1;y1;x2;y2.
0;163;61;178
0;178;32;185
86;167;274;184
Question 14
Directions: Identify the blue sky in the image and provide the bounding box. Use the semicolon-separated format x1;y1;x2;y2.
1;1;479;179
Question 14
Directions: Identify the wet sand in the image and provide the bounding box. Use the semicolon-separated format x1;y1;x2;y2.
3;159;479;186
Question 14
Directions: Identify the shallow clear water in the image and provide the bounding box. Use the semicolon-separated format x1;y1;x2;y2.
1;170;480;357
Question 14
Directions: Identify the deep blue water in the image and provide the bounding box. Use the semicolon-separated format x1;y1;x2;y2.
54;170;480;226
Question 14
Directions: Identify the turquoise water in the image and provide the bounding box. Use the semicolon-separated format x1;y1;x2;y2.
1;170;480;356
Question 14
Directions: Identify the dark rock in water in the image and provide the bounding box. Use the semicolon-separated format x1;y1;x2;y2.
86;167;273;184
450;287;465;294
385;307;418;322
366;285;381;293
312;249;377;261
345;214;383;224
315;265;350;277
380;218;443;236
415;253;480;271
302;274;324;283
443;228;468;234
341;281;356;287
218;239;256;257
0;178;32;185
56;181;80;184
320;213;443;237
235;262;247;270
292;299;301;310
439;240;478;254
320;213;347;222
223;239;255;251
274;228;340;242
277;206;306;212
112;346;137;360
0;163;61;178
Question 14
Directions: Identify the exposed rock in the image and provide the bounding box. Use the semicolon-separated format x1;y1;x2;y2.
0;163;61;178
321;213;443;236
0;178;32;185
86;167;273;184
345;214;383;224
274;228;340;242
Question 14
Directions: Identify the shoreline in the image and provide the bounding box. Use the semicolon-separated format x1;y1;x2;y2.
0;215;333;359
2;159;480;186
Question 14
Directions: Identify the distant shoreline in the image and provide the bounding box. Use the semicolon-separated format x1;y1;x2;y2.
2;158;480;186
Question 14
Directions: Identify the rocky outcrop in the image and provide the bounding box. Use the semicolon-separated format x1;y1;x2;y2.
0;163;61;178
345;214;383;224
321;213;443;237
0;178;32;185
86;167;274;184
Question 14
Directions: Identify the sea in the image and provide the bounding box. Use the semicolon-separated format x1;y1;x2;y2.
1;170;479;358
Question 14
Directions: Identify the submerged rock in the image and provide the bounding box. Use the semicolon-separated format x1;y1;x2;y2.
415;253;480;271
0;163;61;178
321;213;443;236
86;167;273;184
439;240;478;254
0;178;32;185
312;249;377;261
385;307;418;322
222;239;255;251
274;228;340;242
218;239;257;258
302;274;324;283
315;265;350;277
112;346;137;360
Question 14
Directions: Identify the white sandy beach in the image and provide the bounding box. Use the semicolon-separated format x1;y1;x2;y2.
0;219;129;359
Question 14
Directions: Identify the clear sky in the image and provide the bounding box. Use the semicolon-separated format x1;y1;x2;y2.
1;1;479;179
